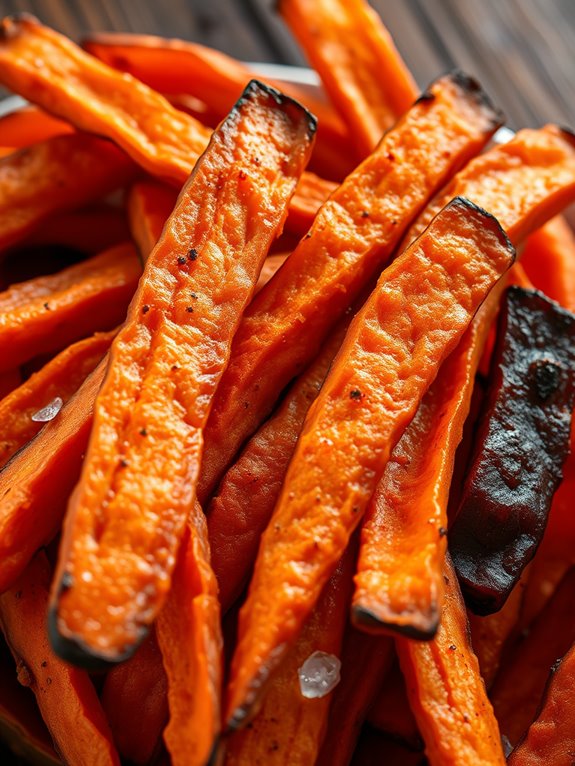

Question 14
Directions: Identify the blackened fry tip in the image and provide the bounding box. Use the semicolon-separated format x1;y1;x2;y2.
445;69;505;127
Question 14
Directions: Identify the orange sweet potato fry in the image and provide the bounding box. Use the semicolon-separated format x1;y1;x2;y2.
490;566;575;747
521;215;575;311
0;134;135;253
0;242;140;373
0;552;120;766
508;642;575;766
101;631;168;766
224;547;354;765
50;81;315;667
0;368;21;399
0;15;326;235
0;363;105;592
156;504;223;766
352;284;505;638
279;0;418;156
0;104;72;147
199;71;504;502
83;31;355;181
0;330;114;469
396;556;505;765
225;199;515;728
126;181;177;261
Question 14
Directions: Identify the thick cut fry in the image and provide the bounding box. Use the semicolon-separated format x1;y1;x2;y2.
279;0;417;156
224;547;354;766
490;566;575;747
396;556;505;766
50;81;316;668
0;134;135;252
402;125;575;248
199;72;504;501
208;319;349;613
508;642;575;766
156;503;222;766
0;15;323;234
352;285;504;638
0;552;119;766
0;363;104;592
225;199;515;727
126;181;177;261
0;242;140;373
316;630;395;766
0;330;113;469
521;215;575;311
0;104;72;147
101;631;168;766
83;32;356;181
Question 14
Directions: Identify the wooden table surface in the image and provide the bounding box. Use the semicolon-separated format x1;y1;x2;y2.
0;0;573;131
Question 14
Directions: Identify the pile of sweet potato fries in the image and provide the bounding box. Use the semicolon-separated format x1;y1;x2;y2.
0;1;575;764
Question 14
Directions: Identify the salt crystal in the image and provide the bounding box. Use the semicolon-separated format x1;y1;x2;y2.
31;397;64;423
298;650;341;699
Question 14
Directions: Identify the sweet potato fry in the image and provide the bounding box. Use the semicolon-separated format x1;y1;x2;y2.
402;125;575;248
0;368;21;399
101;631;168;766
352;284;505;638
156;503;222;766
254;253;290;294
366;659;421;750
396;556;505;765
521;216;575;311
126;181;177;261
0;362;105;593
224;547;354;766
0;104;72;147
508;642;575;766
199;71;504;501
490;566;575;747
50;81;316;667
225;198;515;727
0;330;114;469
279;0;417;156
316;630;395;766
208;318;350;613
0;551;119;766
0;242;140;373
0;134;135;252
450;288;575;615
0;15;325;234
83;32;355;181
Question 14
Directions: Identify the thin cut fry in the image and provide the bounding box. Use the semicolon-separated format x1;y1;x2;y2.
0;134;135;252
225;198;515;727
0;552;120;766
279;0;417;156
50;81;316;667
396;556;505;765
0;242;140;373
0;330;114;469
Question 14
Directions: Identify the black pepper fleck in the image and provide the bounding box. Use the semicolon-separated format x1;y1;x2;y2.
361;210;370;218
43;302;50;311
177;256;187;265
349;389;363;400
188;248;198;261
439;526;447;537
142;304;150;314
140;428;147;437
186;306;194;313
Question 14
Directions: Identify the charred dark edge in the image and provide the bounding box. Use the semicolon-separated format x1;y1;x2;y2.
48;587;148;671
448;196;516;259
505;284;575;324
0;13;39;40
444;69;505;128
414;89;436;105
206;735;222;766
233;79;317;139
455;575;509;617
351;604;439;641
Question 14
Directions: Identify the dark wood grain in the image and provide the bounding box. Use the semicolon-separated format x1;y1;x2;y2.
0;0;572;129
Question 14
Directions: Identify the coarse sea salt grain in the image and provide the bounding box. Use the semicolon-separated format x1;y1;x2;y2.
298;650;341;699
31;396;64;423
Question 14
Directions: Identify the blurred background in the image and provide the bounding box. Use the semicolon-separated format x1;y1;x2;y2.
0;0;572;130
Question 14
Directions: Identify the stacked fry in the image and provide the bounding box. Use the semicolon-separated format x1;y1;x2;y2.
0;3;574;765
